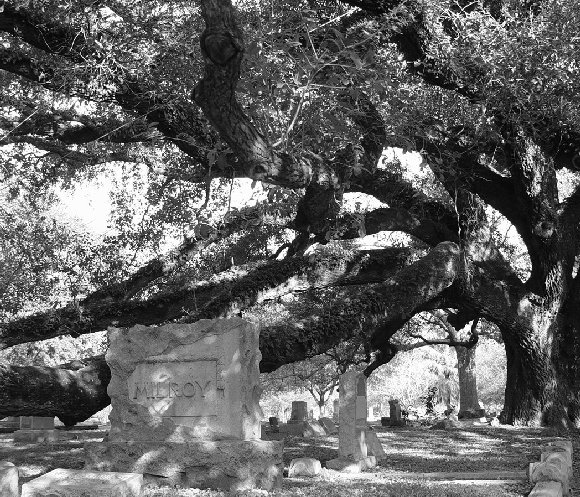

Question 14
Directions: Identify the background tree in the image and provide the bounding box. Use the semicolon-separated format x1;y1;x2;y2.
0;0;579;428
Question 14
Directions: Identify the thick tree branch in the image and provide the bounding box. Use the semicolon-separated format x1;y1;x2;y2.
0;246;413;349
336;207;458;247
0;355;110;424
83;205;286;305
0;111;158;145
402;333;474;350
0;242;459;417
260;241;460;371
193;0;336;188
1;135;134;166
351;168;458;234
0;48;64;90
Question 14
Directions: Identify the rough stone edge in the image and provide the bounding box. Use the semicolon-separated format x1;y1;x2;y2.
288;457;322;477
528;439;573;496
0;461;18;497
84;439;283;491
21;469;143;497
528;481;563;497
325;456;377;473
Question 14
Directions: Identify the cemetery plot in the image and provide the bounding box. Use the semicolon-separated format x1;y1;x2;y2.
2;423;573;496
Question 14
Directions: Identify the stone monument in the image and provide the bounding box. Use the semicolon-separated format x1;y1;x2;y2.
288;401;308;422
13;416;58;442
85;318;282;491
279;400;325;436
389;399;405;426
326;371;385;472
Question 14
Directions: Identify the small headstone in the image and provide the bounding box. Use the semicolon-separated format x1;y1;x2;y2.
288;458;321;477
326;371;376;472
0;461;18;497
279;420;326;437
541;440;573;464
20;416;54;430
529;463;568;495
365;429;386;460
14;416;58;443
380;416;389;427
268;416;279;433
531;449;572;495
303;421;325;437
490;417;500;427
431;419;461;430
326;455;376;473
528;481;563;497
289;401;308;423
318;417;337;434
389;399;404;426
21;469;142;497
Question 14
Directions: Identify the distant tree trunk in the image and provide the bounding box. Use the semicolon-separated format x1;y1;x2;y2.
318;395;325;418
456;344;481;418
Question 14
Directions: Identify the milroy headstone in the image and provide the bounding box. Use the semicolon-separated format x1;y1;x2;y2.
85;318;282;491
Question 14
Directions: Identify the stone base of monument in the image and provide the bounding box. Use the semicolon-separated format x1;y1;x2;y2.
21;468;142;497
13;429;59;443
85;439;283;491
326;456;377;473
279;421;326;437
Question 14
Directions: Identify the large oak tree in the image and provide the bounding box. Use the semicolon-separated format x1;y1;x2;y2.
1;0;579;427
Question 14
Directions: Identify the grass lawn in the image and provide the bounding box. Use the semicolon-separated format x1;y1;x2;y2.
0;422;576;496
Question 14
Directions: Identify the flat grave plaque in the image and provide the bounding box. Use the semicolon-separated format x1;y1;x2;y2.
21;468;142;497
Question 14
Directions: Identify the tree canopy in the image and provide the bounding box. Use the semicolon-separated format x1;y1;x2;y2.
1;0;580;428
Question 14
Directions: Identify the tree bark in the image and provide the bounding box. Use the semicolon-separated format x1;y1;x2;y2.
456;344;481;418
0;356;111;425
500;336;544;426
